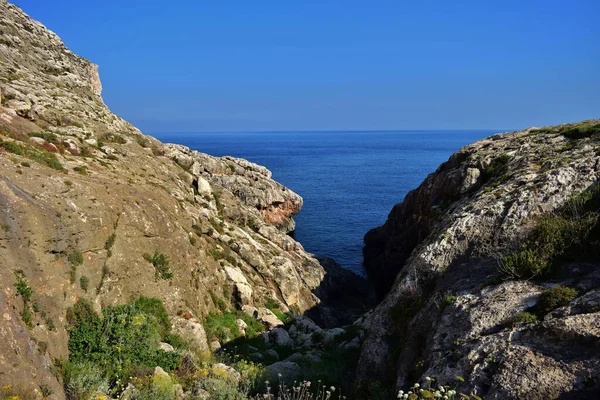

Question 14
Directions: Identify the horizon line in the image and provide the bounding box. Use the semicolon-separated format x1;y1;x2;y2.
148;128;509;135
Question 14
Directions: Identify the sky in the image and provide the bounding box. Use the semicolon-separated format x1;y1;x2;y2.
12;0;600;133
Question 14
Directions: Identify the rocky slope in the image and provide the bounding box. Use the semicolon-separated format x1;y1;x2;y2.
360;121;600;398
0;3;368;397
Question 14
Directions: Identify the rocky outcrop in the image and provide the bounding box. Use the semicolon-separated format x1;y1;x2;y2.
163;144;302;233
0;2;354;395
359;122;600;398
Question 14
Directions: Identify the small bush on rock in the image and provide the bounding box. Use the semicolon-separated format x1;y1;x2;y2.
536;286;578;316
143;251;174;280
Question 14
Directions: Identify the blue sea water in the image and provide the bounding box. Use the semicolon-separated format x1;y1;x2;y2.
153;130;497;276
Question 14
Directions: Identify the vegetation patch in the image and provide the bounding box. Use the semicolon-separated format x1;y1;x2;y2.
440;295;458;311
561;121;600;140
209;290;228;312
512;311;538;325
28;131;58;144
481;154;511;183
68;250;84;266
498;185;600;279
13;271;33;328
203;310;264;343
64;297;182;396
535;286;578;316
143;250;174;281
246;215;260;232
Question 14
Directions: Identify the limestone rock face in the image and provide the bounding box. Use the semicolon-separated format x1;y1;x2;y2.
163;144;303;233
359;123;600;398
0;2;342;393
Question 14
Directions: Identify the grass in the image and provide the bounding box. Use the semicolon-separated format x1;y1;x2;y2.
203;310;265;343
143;251;174;281
0;140;67;170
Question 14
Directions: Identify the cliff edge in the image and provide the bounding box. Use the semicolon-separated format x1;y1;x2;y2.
360;121;600;399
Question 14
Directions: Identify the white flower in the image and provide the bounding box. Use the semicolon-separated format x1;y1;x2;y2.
403;395;409;399
425;377;432;381
414;383;420;388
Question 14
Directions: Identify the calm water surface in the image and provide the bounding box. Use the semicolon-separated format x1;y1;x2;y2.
153;130;497;276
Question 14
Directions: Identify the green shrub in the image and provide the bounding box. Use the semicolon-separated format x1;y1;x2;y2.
79;276;89;292
143;251;174;281
440;295;458;311
63;361;109;400
22;307;33;327
246;216;259;232
73;166;88;175
68;250;84;266
209;291;228;312
561;121;600;140
193;377;248;400
264;298;280;310
128;374;178;400
482;154;510;182
209;218;224;234
512;311;538;325
212;193;224;216
536;286;578;316
13;271;33;303
104;233;116;250
66;298;181;388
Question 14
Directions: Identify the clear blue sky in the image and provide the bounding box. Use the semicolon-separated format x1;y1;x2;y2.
13;0;600;132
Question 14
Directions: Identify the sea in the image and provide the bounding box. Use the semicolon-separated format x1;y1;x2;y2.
153;130;498;276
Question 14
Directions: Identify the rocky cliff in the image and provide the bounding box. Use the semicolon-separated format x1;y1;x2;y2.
360;121;600;398
0;3;367;397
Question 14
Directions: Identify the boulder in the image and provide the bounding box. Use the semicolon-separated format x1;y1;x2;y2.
269;327;293;347
172;317;209;352
264;361;302;382
258;307;284;329
158;342;175;352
